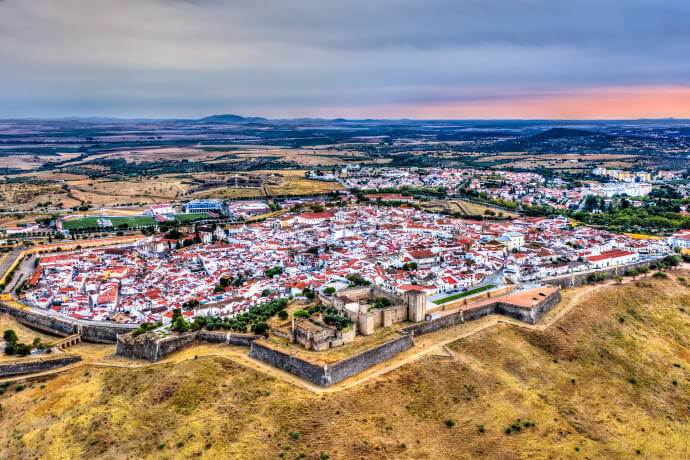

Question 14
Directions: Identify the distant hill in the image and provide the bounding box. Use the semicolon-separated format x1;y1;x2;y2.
528;127;602;141
197;114;268;124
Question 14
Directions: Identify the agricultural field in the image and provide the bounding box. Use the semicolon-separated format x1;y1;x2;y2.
0;273;688;458
0;153;81;171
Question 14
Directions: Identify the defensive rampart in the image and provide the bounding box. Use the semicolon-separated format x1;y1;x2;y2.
115;329;261;361
248;341;329;386
0;355;81;378
248;334;414;387
402;289;561;337
324;334;414;385
0;301;137;343
545;258;662;288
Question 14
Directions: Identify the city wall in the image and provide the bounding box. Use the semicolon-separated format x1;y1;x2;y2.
401;289;561;337
248;341;329;386
324;334;414;386
0;301;137;343
545;258;661;288
0;355;81;378
248;334;414;387
115;329;261;362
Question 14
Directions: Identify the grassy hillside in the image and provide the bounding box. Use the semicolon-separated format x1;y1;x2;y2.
0;276;689;459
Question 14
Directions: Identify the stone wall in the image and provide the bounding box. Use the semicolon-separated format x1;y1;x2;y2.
248;341;328;386
401;289;562;337
116;329;261;361
0;301;136;343
79;322;138;343
197;330;261;347
0;303;75;336
248;334;415;387
0;355;81;378
400;310;465;337
545;258;661;288
324;334;414;386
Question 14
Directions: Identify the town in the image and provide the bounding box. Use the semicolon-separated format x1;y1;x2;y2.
21;199;667;327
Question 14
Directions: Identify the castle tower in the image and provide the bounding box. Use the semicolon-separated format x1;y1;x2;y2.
405;289;427;322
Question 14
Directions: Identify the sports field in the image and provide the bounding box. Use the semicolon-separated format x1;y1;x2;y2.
61;215;156;230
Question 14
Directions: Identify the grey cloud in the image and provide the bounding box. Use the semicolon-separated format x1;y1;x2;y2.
0;0;688;117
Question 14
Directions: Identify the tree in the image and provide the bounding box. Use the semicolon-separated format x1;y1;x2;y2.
170;308;190;332
346;273;370;286
323;286;336;296
252;322;269;336
293;309;309;318
402;262;418;271
265;266;283;278
3;329;18;344
373;297;392;309
15;343;31;356
278;310;288;320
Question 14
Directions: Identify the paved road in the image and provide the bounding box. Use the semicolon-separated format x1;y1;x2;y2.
0;248;23;292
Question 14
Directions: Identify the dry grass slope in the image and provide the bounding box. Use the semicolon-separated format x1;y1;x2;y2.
0;276;689;459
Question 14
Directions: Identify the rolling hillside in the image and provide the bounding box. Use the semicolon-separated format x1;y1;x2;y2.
0;275;688;459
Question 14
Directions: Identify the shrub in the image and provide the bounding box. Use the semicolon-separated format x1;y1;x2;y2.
653;271;668;279
3;329;18;344
252;322;269;336
289;431;300;440
293;309;310;319
15;343;31;356
132;321;162;337
445;419;455;428
278;310;288;320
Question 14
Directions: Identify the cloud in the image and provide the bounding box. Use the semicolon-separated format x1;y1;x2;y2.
0;0;689;117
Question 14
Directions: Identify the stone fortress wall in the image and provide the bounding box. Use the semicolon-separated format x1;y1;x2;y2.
115;286;562;386
545;258;662;288
0;301;137;343
115;329;262;362
248;334;415;387
402;288;562;337
0;355;81;378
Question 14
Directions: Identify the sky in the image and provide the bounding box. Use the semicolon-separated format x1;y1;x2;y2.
1;0;690;119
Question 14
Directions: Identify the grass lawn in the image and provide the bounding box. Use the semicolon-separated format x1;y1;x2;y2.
432;284;497;305
62;215;155;230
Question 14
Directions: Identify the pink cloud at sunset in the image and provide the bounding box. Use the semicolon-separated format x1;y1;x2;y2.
364;87;690;120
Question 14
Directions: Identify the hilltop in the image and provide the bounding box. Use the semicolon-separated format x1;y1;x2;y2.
0;274;688;458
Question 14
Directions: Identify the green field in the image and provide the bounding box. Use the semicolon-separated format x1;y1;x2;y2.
62;213;211;230
62;215;156;230
432;284;497;305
